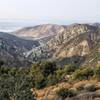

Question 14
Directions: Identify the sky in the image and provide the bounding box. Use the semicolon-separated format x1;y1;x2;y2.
0;0;100;23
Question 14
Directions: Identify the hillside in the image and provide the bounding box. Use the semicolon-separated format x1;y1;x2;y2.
1;23;99;67
0;32;39;67
27;24;100;66
12;24;65;39
32;80;100;100
0;23;100;100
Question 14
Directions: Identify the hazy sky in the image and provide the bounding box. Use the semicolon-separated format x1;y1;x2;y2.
0;0;100;23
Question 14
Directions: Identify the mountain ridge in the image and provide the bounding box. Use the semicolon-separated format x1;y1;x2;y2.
0;23;100;67
26;23;100;66
12;24;65;39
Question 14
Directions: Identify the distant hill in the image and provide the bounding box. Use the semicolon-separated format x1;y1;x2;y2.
12;24;65;39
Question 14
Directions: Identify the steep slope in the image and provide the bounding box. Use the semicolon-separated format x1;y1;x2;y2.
0;32;40;67
28;24;100;66
12;24;65;39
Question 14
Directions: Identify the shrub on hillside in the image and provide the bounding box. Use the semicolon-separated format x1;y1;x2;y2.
57;88;76;99
94;66;100;80
0;66;35;100
29;61;58;89
64;64;78;75
47;74;59;86
72;67;94;80
84;84;97;92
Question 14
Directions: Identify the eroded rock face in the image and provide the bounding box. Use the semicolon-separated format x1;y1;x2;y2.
46;24;95;48
57;40;90;58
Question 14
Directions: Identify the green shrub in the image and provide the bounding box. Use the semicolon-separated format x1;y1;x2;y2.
64;64;78;75
0;66;35;100
39;61;57;76
72;67;94;80
57;88;76;99
94;66;100;80
56;67;66;81
29;61;58;89
84;84;97;92
47;74;59;86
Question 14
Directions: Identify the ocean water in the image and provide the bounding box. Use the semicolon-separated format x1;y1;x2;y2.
0;19;36;32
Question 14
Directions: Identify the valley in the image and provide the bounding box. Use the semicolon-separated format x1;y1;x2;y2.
0;23;100;100
9;23;100;67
